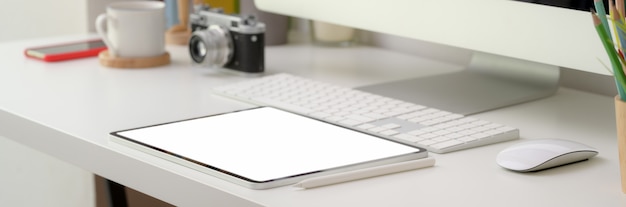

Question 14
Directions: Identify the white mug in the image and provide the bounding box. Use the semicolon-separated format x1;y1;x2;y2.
96;1;166;57
312;21;355;46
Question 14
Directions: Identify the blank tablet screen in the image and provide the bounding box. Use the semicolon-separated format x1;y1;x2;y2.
111;107;423;185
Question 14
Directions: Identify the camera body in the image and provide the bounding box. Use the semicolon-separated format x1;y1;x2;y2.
189;7;265;73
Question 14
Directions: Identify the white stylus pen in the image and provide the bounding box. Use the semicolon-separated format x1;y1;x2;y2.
293;157;436;189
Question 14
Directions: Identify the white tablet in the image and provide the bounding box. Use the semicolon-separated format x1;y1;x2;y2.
110;107;427;189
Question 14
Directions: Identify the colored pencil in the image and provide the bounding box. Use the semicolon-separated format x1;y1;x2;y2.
597;0;613;39
618;0;625;18
610;0;625;51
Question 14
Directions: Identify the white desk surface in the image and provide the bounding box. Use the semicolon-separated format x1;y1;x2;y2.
0;35;624;207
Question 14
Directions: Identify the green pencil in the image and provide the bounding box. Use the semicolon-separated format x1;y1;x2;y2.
597;0;613;38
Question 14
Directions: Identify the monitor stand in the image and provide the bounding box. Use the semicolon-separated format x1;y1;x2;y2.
356;52;560;115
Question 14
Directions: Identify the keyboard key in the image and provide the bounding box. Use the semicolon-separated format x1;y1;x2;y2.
458;129;478;135
356;123;376;130
418;140;438;146
397;114;416;120
363;112;386;120
346;114;375;123
431;140;464;150
444;133;464;139
394;134;422;142
380;130;399;136
325;116;344;122
368;127;387;133
470;132;490;139
420;133;438;139
432;136;453;142
339;119;363;126
380;123;401;129
407;129;427;136
408;116;429;123
421;127;440;133
432;130;452;136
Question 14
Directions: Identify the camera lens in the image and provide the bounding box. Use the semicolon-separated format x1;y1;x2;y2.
188;25;233;67
189;35;207;63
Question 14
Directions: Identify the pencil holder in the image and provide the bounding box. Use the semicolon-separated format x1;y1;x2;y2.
616;96;626;193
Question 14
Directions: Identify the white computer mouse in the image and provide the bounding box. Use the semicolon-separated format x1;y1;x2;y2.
496;139;598;172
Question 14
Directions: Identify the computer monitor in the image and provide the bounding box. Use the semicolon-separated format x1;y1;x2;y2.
254;0;611;115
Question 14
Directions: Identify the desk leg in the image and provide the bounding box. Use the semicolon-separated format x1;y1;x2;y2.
106;179;128;207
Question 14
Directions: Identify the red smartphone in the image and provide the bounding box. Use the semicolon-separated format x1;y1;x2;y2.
24;39;107;62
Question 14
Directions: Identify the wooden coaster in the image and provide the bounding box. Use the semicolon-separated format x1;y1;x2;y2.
98;50;170;68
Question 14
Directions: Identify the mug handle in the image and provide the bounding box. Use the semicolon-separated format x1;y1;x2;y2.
95;14;116;57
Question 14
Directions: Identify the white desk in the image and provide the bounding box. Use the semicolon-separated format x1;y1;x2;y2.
0;35;624;206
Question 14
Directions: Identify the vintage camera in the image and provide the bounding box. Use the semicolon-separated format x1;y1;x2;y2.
188;7;265;73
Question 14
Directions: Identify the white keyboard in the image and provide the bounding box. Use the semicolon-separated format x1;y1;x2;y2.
213;73;519;153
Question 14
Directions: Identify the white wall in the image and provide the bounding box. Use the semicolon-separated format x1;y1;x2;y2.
0;0;89;42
